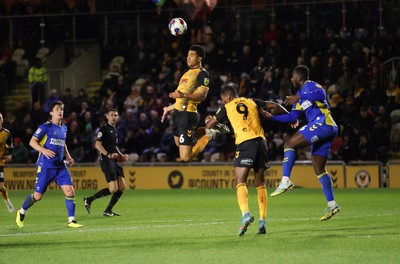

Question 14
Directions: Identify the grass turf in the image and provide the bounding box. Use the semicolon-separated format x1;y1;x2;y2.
1;188;399;264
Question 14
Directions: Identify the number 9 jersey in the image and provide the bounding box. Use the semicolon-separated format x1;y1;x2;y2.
215;98;266;145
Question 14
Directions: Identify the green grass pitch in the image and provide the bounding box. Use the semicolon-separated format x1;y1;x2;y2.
1;188;399;264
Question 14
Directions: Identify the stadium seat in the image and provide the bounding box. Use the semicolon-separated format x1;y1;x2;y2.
36;47;50;59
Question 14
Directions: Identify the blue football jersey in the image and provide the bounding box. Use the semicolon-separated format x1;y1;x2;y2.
33;121;68;168
292;81;337;127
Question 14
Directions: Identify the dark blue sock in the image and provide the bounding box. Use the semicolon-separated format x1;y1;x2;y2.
282;148;296;178
65;196;76;217
22;194;37;211
318;173;334;201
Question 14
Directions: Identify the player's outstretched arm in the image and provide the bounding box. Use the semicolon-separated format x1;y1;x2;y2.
161;103;175;123
265;101;290;115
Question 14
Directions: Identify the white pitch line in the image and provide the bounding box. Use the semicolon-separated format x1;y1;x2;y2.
1;221;225;238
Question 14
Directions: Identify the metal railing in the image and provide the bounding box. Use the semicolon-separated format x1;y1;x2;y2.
381;57;400;88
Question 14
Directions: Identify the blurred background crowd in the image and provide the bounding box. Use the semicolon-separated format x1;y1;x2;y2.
0;0;399;164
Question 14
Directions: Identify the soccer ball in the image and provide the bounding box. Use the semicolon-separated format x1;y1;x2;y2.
169;17;187;36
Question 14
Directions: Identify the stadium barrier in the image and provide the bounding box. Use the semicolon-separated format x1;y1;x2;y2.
4;160;386;190
387;160;400;188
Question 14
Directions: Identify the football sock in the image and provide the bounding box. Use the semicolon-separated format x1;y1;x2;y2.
282;148;296;178
19;209;25;221
22;194;37;211
328;201;337;208
318;172;334;202
281;176;290;185
256;185;267;219
65;196;76;217
105;191;123;212
90;188;111;202
195;127;207;138
192;134;210;158
236;183;249;215
0;186;9;200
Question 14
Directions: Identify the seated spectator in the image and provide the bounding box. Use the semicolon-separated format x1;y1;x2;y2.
12;137;29;164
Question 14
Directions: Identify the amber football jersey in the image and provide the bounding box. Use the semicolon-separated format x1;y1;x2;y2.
0;128;13;166
215;98;266;145
174;67;209;112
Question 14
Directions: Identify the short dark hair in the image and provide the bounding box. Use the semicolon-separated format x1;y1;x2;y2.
49;101;64;112
293;65;310;80
107;108;118;113
189;45;206;59
221;86;238;98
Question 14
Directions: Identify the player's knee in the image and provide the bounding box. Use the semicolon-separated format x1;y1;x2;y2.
33;193;43;201
109;186;118;193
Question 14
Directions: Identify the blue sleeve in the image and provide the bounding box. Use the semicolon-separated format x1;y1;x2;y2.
300;87;326;101
33;123;48;140
271;110;301;123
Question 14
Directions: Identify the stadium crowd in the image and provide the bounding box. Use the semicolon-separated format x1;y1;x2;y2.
1;0;400;164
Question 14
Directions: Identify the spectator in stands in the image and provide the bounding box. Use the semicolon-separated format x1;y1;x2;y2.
323;56;341;87
44;89;60;113
0;55;16;87
337;133;356;163
353;106;374;139
60;88;75;115
355;134;375;161
386;79;400;112
72;88;88;113
28;58;48;106
124;84;142;114
13;100;29;121
309;56;323;85
114;75;130;112
371;116;391;163
66;121;83;162
335;70;353;98
30;101;47;128
11;137;29;164
263;21;281;45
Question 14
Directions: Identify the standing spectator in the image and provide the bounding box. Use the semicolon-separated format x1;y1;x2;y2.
28;59;48;106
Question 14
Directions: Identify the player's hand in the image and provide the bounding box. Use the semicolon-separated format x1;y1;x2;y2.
110;153;119;159
205;115;214;123
290;119;300;129
284;94;300;106
161;106;169;123
123;154;129;161
259;108;272;119
3;154;12;163
169;90;183;99
66;156;74;167
42;148;56;159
